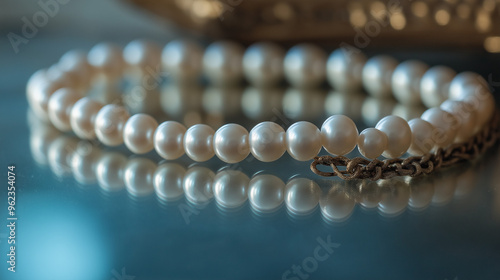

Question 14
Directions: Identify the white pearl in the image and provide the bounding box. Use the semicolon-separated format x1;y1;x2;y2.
213;124;250;163
407;118;436;156
361;96;396;126
357;128;388;159
326;48;366;91
449;71;489;100
27;69;47;97
283;44;326;88
249;122;286;162
375;115;412;158
183;124;215;162
248;174;285;213
123;40;162;69
213;170;249;208
87;43;123;77
59;50;93;88
457;85;495;129
420;65;456;108
183;166;214;205
48;88;82;131
362;55;398;98
391;60;429;105
154;121;187;160
27;72;71;120
96;152;126;192
440;100;476;142
70;97;103;139
321;115;358;156
285;178;321;215
421;108;459;148
243;42;284;86
123;114;158;154
203;41;244;84
154;163;185;202
286;121;322;161
124;158;156;197
162;39;203;81
94;104;130;146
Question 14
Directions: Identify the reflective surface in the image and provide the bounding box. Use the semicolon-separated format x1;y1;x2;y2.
2;1;500;280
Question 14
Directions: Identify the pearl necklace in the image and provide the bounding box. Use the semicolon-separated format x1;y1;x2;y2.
29;115;490;221
26;40;497;172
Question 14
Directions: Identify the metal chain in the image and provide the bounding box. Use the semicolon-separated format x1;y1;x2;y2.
311;111;500;181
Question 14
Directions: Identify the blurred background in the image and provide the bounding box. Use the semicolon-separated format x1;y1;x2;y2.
1;1;500;280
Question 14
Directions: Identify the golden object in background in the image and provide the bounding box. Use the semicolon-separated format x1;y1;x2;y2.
126;0;500;50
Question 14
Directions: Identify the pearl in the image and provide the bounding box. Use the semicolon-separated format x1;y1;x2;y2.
124;158;156;197
183;166;214;205
162;39;203;81
94;104;130;146
375;115;412;158
123;114;158;154
59;50;93;88
27;72;72;120
407;118;436;156
357;128;388;159
27;69;47;97
449;71;489;100
391;60;429;105
213;170;249;208
203;41;244;84
248;174;285;213
96;152;126;192
123;40;162;69
48;88;82;131
154;121;187;160
213;124;250;163
440;100;477;142
243;42;284;86
421;108;459;148
87;43;123;77
183;124;215;162
362;55;398;98
459;85;495;128
283;44;326;88
154;163;185;202
321;115;359;156
249;122;286;162
326;48;366;91
70;97;103;139
420;65;456;108
286;121;322;161
285;178;321;215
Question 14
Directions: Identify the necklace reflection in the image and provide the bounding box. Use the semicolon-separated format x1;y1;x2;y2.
28;107;491;225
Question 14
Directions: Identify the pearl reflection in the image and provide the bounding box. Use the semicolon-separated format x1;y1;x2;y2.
213;169;249;209
248;174;285;213
285;178;321;215
319;182;356;223
183;165;215;206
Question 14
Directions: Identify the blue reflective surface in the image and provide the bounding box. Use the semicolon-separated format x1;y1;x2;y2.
1;1;500;280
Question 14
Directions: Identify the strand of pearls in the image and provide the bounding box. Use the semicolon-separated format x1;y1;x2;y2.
27;40;496;164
